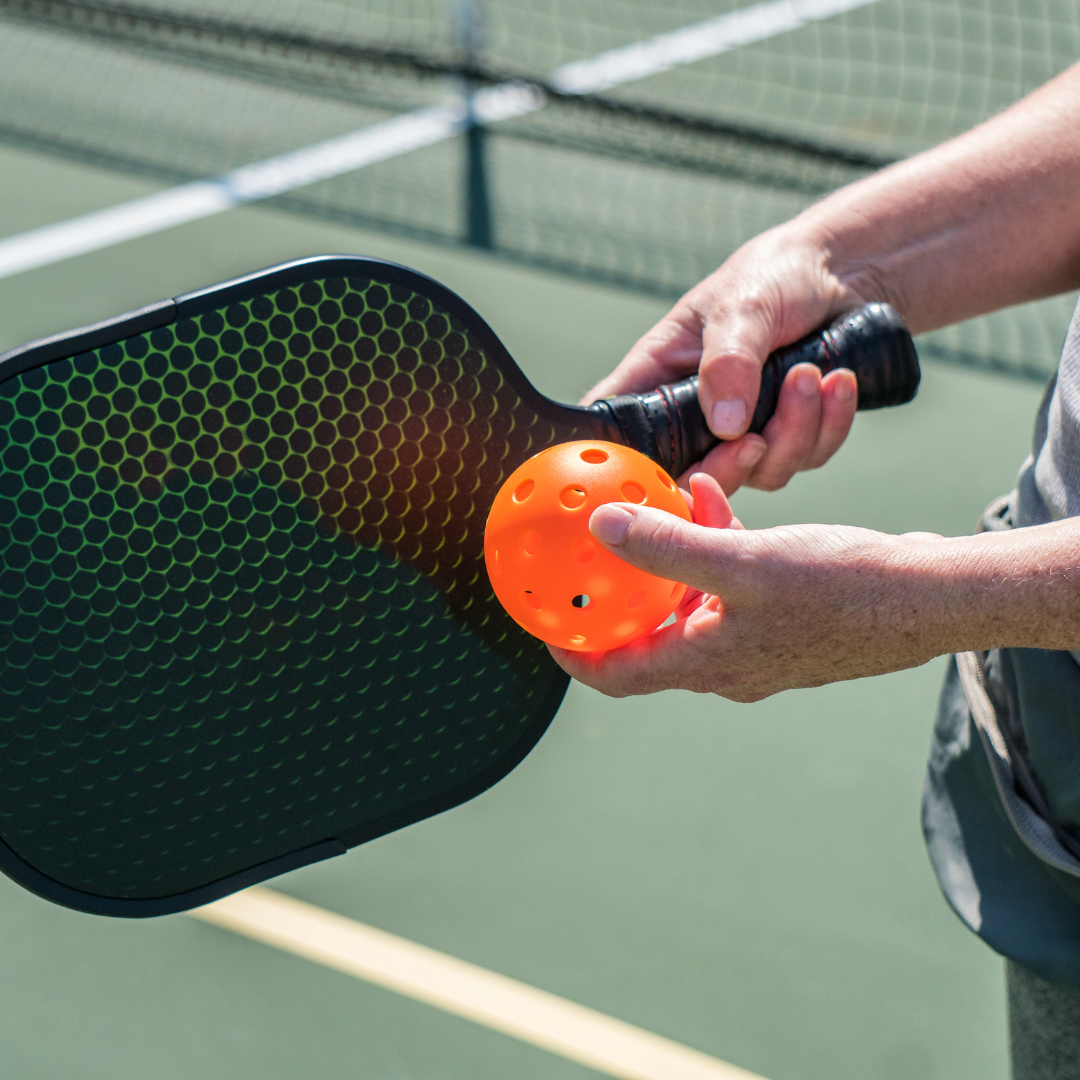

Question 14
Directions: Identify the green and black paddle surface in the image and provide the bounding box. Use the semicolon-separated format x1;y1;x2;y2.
0;256;919;915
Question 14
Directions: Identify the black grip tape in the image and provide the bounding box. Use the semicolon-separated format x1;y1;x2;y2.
588;303;919;478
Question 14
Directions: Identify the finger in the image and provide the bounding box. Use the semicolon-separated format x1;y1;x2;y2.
549;640;663;697
697;313;774;439
688;472;735;529
549;590;731;697
804;368;857;469
676;434;766;496
745;362;822;492
588;502;733;595
548;621;695;697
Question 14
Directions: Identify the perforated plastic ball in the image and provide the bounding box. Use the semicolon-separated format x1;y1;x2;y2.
484;440;691;652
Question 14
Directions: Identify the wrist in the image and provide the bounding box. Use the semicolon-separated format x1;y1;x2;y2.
849;533;961;667
793;530;993;669
887;534;986;660
792;196;910;319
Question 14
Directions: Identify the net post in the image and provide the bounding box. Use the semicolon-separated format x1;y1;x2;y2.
456;0;494;250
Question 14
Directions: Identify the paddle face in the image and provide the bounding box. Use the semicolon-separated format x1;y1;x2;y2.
0;256;596;915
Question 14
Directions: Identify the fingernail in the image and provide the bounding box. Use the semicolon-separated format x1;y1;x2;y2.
737;437;766;469
711;398;746;437
590;504;634;546
794;368;819;398
833;372;856;403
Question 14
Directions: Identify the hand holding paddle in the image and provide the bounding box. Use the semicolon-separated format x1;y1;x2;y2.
584;228;918;493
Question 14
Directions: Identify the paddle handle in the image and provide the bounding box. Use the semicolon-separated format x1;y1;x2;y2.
587;303;920;478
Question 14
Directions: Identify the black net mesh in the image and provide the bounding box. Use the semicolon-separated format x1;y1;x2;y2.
1;0;1077;381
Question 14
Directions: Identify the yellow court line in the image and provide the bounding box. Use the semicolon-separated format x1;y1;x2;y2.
191;887;766;1080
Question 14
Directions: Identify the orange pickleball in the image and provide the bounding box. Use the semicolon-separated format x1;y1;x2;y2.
484;440;691;652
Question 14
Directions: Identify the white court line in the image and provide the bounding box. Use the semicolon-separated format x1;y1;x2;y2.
0;0;880;280
0;84;543;279
550;0;881;92
191;886;767;1080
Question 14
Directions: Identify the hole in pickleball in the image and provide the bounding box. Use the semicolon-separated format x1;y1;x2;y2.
571;594;590;608
569;635;587;646
627;590;646;609
580;448;608;464
560;485;587;509
524;590;541;610
621;481;646;503
513;479;534;503
656;469;677;491
492;549;501;574
521;530;542;555
570;538;595;563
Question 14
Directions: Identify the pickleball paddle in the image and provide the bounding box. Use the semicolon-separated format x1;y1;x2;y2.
0;256;919;915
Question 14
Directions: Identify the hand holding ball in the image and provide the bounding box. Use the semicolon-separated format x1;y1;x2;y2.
484;441;691;652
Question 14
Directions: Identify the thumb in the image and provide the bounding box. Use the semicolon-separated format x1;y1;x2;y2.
589;503;733;594
697;310;775;439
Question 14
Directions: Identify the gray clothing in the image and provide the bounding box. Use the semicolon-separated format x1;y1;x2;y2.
1015;307;1080;670
1016;310;1080;531
1008;961;1080;1080
922;300;1080;988
924;647;1080;985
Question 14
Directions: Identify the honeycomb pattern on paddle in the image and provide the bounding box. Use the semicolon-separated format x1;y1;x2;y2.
0;273;581;900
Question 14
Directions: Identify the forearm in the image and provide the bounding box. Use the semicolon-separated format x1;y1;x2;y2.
902;519;1080;656
795;62;1080;334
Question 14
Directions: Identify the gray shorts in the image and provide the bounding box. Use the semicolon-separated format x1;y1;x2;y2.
1009;961;1080;1079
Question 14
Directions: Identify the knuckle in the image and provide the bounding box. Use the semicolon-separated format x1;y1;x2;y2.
638;513;685;566
593;680;631;700
728;689;769;703
750;470;789;492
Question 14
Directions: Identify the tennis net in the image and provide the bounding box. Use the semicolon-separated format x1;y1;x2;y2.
0;0;1077;380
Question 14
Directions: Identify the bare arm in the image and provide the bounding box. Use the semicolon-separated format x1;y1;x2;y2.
812;63;1080;331
586;62;1080;494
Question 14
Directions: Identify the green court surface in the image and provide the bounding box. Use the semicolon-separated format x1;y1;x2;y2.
0;141;1052;1080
